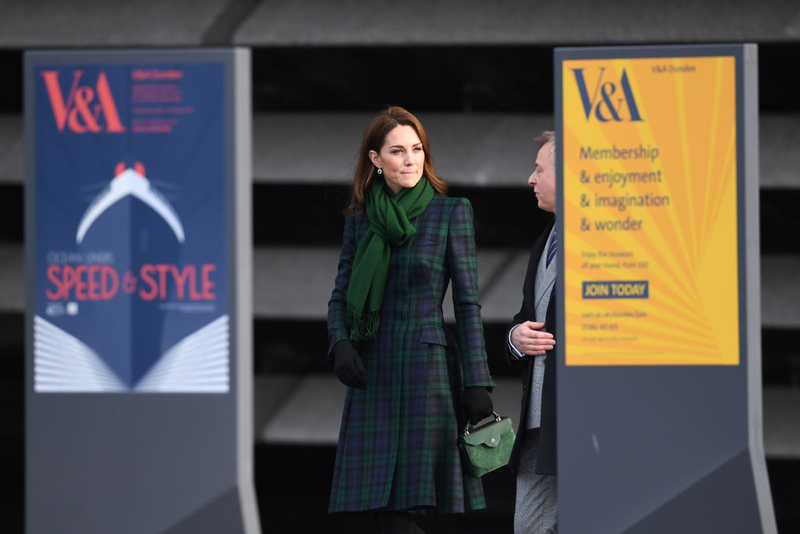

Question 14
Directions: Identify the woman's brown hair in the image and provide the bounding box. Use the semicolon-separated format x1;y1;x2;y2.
346;106;447;215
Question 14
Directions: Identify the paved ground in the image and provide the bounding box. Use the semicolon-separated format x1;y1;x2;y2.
255;444;800;533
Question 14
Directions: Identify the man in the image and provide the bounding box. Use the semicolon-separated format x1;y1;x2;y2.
506;130;558;533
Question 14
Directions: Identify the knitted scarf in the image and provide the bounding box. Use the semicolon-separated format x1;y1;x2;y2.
346;175;434;341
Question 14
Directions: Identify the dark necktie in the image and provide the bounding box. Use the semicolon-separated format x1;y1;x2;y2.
546;229;557;268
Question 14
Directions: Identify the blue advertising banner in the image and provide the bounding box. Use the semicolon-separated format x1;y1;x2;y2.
34;62;228;393
26;49;259;534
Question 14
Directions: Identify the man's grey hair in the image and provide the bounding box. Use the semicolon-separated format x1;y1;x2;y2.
535;130;556;163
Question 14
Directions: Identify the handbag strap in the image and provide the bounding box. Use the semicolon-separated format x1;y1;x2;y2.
463;412;502;436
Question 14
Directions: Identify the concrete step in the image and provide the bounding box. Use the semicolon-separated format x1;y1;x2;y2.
234;0;800;46
2;1;795;48
3;244;800;328
0;0;233;47
255;374;800;460
3;113;799;188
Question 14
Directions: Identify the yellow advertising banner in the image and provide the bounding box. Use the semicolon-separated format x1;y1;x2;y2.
563;56;739;365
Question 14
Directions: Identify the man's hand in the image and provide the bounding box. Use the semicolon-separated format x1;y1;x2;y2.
510;321;555;356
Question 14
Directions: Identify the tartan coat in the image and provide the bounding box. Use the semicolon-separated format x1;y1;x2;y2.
327;192;496;514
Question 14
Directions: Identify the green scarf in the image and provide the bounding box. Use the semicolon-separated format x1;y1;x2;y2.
346;175;434;341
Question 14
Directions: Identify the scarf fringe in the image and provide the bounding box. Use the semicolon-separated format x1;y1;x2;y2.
347;306;380;341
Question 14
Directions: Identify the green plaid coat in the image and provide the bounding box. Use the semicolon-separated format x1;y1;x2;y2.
327;193;496;514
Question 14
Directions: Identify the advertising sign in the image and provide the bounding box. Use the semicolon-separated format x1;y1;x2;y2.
26;49;258;534
562;54;739;366
34;62;229;392
556;45;775;534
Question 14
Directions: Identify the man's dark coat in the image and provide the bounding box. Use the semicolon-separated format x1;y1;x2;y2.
505;216;557;475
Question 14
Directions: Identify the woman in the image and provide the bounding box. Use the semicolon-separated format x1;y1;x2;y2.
327;107;495;533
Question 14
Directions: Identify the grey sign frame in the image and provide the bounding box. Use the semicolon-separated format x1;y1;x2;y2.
555;44;775;533
24;48;259;534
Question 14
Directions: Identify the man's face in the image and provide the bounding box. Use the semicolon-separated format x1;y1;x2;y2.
528;142;556;213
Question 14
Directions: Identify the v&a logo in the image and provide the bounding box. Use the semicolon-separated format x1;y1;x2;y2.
572;67;643;123
40;70;125;133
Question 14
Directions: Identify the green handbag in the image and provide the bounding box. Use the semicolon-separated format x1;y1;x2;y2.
458;412;516;478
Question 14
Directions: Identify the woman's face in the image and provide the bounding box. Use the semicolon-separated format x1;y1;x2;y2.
369;125;425;195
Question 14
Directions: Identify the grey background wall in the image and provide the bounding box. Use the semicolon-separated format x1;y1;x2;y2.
1;1;799;532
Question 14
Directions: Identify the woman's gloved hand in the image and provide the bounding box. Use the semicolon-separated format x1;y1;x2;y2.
461;386;493;425
332;339;367;390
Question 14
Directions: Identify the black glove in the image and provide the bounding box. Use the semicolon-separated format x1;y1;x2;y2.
332;339;367;390
461;386;493;425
